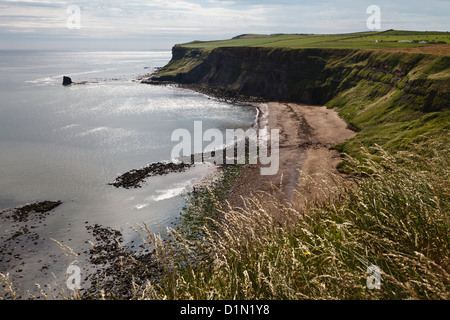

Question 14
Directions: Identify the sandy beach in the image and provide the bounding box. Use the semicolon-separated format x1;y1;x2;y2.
226;102;356;209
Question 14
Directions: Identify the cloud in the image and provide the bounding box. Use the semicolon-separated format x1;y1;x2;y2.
0;0;448;49
0;0;273;38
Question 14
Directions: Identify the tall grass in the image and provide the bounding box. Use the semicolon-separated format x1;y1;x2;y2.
1;145;448;300
133;144;449;300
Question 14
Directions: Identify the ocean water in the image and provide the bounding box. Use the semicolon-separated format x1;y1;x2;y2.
0;50;257;296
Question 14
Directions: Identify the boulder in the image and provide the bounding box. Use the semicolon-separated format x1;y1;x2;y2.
62;76;73;86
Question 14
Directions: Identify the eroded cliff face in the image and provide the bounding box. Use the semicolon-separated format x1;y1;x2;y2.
150;45;449;155
154;46;355;104
153;45;449;111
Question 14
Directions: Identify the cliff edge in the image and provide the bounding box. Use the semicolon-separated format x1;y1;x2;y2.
145;45;449;157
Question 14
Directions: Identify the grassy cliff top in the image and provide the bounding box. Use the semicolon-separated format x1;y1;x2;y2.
180;30;450;54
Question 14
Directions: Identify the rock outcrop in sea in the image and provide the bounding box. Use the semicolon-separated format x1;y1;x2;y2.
62;76;73;86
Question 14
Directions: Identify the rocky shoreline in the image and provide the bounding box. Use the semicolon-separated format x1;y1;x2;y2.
81;224;161;299
140;72;267;105
109;161;193;189
0;201;63;223
0;199;163;299
0;200;63;295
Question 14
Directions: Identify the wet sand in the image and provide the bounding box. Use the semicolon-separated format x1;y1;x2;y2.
226;102;356;209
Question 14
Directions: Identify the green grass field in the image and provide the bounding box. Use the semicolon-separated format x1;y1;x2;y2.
182;30;450;50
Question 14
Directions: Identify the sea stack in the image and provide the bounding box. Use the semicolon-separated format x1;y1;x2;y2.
62;76;73;86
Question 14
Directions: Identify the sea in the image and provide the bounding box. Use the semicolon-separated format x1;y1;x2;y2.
0;50;257;297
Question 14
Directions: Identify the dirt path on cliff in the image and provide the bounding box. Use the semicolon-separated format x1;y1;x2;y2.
226;102;355;209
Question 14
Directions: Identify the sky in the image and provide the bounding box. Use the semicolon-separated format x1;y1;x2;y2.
0;0;449;50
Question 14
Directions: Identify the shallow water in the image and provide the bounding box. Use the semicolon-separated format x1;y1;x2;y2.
0;51;256;297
